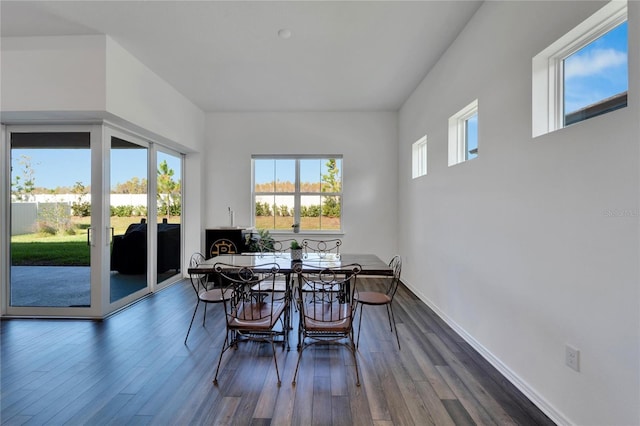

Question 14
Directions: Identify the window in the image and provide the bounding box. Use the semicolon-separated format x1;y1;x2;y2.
448;99;479;166
412;136;427;178
533;0;627;136
253;156;342;232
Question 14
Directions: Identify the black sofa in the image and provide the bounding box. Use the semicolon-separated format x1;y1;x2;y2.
110;221;180;274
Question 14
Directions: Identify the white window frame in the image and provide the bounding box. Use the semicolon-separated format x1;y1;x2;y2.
412;136;427;179
251;155;343;233
448;99;478;167
532;0;627;137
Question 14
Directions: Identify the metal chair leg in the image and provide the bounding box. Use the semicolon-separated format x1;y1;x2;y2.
356;302;364;348
203;302;207;326
184;300;200;345
388;303;400;350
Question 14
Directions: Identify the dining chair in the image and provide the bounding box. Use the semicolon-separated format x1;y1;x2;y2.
212;262;288;386
355;255;402;350
301;238;341;259
184;252;226;345
252;238;298;345
292;262;362;386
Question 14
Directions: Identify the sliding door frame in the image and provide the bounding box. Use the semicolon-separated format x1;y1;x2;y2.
1;122;185;318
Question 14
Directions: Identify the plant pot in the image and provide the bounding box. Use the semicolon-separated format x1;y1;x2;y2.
291;248;303;261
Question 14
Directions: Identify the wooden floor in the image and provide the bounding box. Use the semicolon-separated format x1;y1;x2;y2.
1;278;554;425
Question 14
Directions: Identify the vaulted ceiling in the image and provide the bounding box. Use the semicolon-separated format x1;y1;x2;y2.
1;1;482;112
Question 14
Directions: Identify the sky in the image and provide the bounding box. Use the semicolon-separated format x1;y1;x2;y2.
564;21;628;114
254;158;342;187
10;148;181;190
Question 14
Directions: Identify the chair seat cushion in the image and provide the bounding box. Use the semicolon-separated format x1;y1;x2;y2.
303;303;352;332
356;291;391;305
199;288;226;302
229;301;286;329
251;279;288;292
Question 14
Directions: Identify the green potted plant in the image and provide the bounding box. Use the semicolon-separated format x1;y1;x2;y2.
248;229;274;253
290;239;303;261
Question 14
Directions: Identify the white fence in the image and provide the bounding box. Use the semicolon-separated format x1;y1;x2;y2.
11;202;71;235
28;194;148;206
10;194;152;236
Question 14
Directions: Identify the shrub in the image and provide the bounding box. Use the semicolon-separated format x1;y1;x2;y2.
72;201;91;217
255;201;272;216
37;203;74;235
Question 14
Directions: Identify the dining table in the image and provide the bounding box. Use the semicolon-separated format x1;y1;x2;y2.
187;252;392;350
187;252;393;276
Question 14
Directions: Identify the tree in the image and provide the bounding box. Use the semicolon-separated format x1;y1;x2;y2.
113;177;147;194
71;181;91;217
157;160;180;219
11;155;36;202
321;159;341;217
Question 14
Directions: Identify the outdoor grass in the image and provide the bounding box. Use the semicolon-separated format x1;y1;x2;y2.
11;216;180;266
10;215;331;266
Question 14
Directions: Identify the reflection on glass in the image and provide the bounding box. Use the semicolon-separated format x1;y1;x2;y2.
110;137;148;303
157;152;181;284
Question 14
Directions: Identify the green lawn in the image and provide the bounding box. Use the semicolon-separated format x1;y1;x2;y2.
11;234;90;266
11;216;180;266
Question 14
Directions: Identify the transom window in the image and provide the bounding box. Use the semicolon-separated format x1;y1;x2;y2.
448;99;479;166
563;20;628;126
412;136;427;179
532;0;628;136
252;156;342;232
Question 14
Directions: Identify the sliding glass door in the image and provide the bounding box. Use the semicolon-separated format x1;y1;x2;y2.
3;124;184;317
156;150;182;285
9;130;93;308
109;135;149;304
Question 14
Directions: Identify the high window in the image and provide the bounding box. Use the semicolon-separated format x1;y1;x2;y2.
412;136;428;179
252;156;342;232
448;99;479;166
533;0;628;136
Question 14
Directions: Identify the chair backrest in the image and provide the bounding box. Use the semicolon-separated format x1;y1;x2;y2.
213;262;283;324
387;255;402;298
302;238;342;259
256;238;298;256
188;252;207;294
294;263;361;326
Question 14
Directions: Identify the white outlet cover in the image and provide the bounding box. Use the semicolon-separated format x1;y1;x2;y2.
566;345;580;372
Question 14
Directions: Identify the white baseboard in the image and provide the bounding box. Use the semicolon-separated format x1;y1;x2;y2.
402;280;570;426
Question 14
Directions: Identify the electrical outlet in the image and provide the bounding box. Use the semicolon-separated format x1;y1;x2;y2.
565;345;580;372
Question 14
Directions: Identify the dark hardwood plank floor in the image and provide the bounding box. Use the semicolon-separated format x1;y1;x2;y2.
1;278;555;425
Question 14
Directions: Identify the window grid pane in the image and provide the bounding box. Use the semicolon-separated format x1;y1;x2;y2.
563;21;628;125
465;113;478;160
412;136;427;178
254;156;342;232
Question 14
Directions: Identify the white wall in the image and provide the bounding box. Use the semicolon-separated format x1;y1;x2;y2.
1;36;106;113
206;112;398;261
1;35;206;280
105;37;205;154
398;1;639;425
